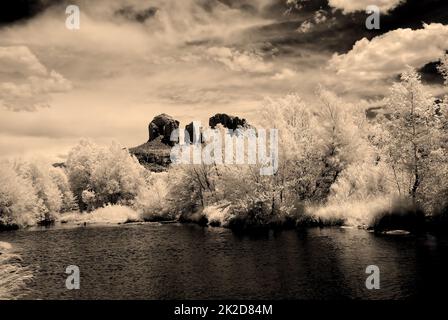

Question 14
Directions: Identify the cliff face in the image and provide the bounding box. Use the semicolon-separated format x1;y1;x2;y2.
148;113;179;146
130;113;251;171
129;114;179;172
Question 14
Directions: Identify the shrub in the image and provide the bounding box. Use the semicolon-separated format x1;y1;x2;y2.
65;140;147;211
371;198;426;233
134;172;174;221
0;164;44;228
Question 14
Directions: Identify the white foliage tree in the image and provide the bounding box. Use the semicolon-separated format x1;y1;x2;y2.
49;167;78;212
134;172;172;220
383;66;438;203
258;93;319;212
312;88;372;201
0;163;44;228
65;140;147;211
14;160;63;223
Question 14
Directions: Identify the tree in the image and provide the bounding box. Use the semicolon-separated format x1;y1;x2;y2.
49;167;78;212
14;160;63;223
0;163;44;228
134;172;173;220
421;55;448;213
65;140;147;211
312;88;371;201
252;91;372;222
383;66;437;204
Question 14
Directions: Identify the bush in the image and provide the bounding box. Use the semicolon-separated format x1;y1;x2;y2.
424;205;448;233
228;201;277;231
371;198;426;233
134;172;174;221
14;161;64;224
65;140;148;211
330;161;396;203
0;164;44;229
88;205;141;224
59;205;141;225
311;197;395;228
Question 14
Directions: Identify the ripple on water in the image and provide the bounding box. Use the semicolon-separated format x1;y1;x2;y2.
1;225;448;299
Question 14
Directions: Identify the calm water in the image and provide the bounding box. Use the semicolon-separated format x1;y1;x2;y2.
1;223;448;300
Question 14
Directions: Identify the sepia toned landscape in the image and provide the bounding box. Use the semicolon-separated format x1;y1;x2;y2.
1;0;448;301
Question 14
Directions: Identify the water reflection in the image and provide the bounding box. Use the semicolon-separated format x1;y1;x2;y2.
0;224;447;300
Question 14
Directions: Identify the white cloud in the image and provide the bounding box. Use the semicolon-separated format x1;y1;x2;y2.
0;0;332;158
0;46;47;76
328;0;405;13
297;9;328;33
298;20;313;33
329;23;448;92
0;46;71;111
272;68;297;80
314;10;328;24
206;47;273;74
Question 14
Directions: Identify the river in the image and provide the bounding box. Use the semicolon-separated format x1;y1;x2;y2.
1;223;447;300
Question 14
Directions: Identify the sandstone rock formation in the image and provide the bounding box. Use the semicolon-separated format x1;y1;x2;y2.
130;114;179;172
185;121;203;143
148;113;179;146
209;113;249;130
130;113;252;171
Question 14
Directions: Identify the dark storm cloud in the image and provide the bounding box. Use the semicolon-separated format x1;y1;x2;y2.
342;0;448;40
215;0;259;14
249;15;366;53
377;0;448;32
0;0;41;25
2;0;446;81
419;61;446;85
115;5;158;23
2;0;445;55
0;0;63;25
236;0;448;56
264;0;448;56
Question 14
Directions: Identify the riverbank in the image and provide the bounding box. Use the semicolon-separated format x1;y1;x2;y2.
2;202;447;236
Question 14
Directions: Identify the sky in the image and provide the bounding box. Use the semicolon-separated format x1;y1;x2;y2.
0;0;448;161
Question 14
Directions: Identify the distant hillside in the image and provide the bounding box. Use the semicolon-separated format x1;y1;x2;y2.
129;136;172;172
